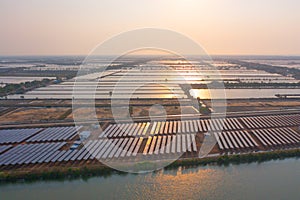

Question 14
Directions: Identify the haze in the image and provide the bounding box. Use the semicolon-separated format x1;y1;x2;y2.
0;0;300;55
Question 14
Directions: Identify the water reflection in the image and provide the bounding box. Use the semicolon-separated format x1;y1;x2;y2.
190;88;300;99
135;167;221;200
0;159;299;200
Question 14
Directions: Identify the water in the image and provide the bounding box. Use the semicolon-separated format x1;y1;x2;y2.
1;159;299;200
190;88;300;99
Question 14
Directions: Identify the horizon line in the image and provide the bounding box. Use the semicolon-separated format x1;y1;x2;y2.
1;54;300;57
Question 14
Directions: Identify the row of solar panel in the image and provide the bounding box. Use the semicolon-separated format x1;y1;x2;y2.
100;118;244;138
26;126;80;142
0;134;198;166
214;131;259;150
0;142;66;166
240;114;299;129
0;128;42;144
142;134;197;155
0;126;80;144
99;122;150;138
252;127;300;147
0;145;12;154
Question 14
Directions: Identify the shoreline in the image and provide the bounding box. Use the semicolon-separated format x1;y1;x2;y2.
1;148;299;184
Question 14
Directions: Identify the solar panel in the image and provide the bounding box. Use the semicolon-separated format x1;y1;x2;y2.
64;150;78;161
154;136;162;155
51;150;66;163
150;122;157;135
142;123;150;136
222;132;234;149
0;128;41;144
132;138;143;156
108;139;124;158
186;134;192;152
214;132;223;150
96;140;113;159
172;121;177;134
154;122;161;135
191;134;197;152
165;136;172;154
0;145;12;154
148;136;157;155
89;140;102;159
181;135;186;152
121;138;134;157
92;139;109;159
236;131;250;147
126;138;139;157
114;138;129;158
218;132;229;149
176;135;181;153
160;136;167;154
227;132;239;148
26;126;80;142
143;137;152;155
168;121;173;134
171;135;176;153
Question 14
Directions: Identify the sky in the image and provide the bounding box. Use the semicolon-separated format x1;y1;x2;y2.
0;0;300;56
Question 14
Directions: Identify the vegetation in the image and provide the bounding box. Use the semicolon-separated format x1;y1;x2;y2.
0;166;120;184
0;149;299;184
0;67;78;80
166;149;300;169
0;79;53;97
230;60;300;80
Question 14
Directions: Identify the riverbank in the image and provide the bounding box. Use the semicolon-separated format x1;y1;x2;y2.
1;148;299;184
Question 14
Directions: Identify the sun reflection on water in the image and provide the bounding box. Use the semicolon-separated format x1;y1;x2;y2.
129;167;224;199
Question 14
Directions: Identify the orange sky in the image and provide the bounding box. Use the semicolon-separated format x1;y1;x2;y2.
0;0;299;55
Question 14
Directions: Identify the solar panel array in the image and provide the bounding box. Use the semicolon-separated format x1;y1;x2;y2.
142;134;197;155
0;114;299;167
26;126;80;142
62;135;197;161
0;128;42;144
0;142;66;166
99;118;244;138
86;138;144;159
99;122;150;138
251;128;300;147
214;131;259;150
0;134;199;166
150;118;244;134
240;114;300;129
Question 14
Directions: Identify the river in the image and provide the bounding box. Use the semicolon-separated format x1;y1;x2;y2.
0;159;299;200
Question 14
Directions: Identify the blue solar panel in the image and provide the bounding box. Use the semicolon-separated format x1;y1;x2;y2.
0;128;42;144
26;126;81;142
0;142;66;166
0;145;12;154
